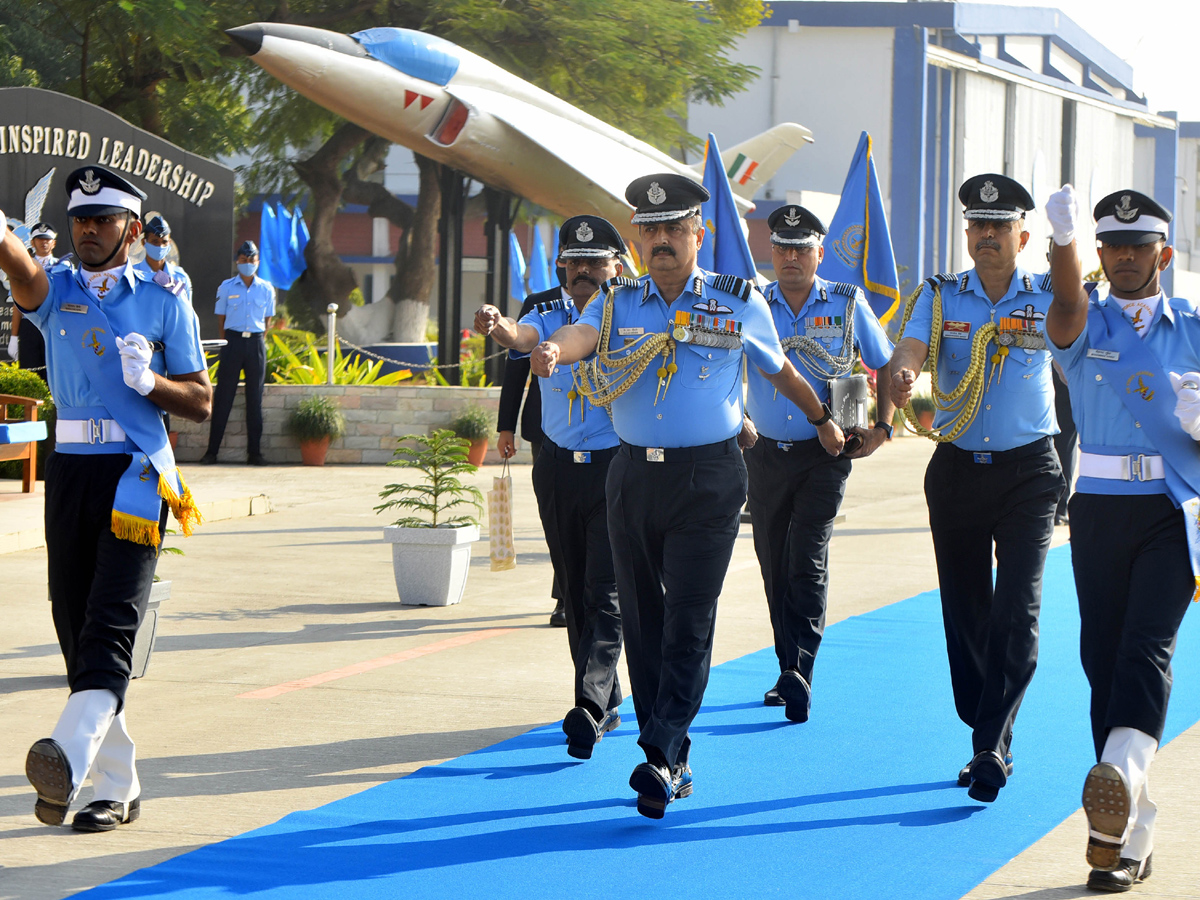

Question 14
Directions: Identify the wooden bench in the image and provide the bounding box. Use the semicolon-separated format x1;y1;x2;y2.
0;393;48;493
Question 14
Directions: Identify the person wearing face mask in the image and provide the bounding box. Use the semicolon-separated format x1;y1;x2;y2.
475;215;628;761
1045;186;1200;892
134;215;192;304
200;240;275;465
746;205;896;724
889;173;1064;804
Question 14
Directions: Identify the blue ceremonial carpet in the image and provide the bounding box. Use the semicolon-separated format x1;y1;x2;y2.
82;546;1200;900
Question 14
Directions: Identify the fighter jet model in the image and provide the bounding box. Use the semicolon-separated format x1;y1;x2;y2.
227;23;812;240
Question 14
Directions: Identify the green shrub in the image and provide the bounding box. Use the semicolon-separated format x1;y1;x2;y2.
0;363;55;480
451;403;491;441
288;394;345;442
376;429;483;528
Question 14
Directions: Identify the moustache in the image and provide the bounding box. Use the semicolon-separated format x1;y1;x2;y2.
652;246;676;257
572;275;597;286
975;239;1000;251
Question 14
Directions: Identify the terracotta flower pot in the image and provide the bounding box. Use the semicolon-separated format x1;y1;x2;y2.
168;431;179;451
467;438;488;467
300;435;332;466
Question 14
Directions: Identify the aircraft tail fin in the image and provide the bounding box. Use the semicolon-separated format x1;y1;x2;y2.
695;123;813;201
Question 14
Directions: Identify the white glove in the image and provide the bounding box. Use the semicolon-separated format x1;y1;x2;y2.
1045;184;1079;247
115;332;156;397
1170;371;1200;440
6;334;16;360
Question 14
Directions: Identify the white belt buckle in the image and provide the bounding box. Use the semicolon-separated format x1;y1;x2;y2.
87;418;103;444
573;451;591;464
1130;453;1149;482
646;448;665;462
242;331;252;338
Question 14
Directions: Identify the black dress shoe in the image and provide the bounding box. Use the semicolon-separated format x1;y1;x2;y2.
776;669;811;723
1055;513;1069;526
562;706;620;760
958;751;1012;787
1083;763;1132;871
763;687;784;707
197;453;218;465
1086;854;1151;892
628;761;692;819
72;798;140;833
248;454;270;466
548;598;567;628
966;749;1009;802
26;738;75;826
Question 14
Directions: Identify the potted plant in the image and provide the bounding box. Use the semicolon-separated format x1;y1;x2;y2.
452;402;492;466
909;394;936;430
377;429;483;606
289;394;345;466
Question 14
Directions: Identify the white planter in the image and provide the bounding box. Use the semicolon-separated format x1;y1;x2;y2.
131;580;170;679
383;524;479;606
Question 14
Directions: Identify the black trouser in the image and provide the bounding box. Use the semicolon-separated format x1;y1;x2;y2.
607;439;746;768
532;440;623;715
207;330;266;457
924;438;1063;757
1053;369;1077;518
528;438;562;605
745;437;851;684
1070;492;1194;757
45;452;165;711
18;322;46;373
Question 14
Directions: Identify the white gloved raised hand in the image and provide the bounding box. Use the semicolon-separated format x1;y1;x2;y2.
1045;184;1079;247
115;332;156;397
1169;371;1200;440
6;334;16;361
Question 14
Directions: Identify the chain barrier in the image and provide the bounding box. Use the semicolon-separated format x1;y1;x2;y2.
331;335;508;372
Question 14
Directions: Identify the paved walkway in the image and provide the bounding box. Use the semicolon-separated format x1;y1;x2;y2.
1;439;1196;899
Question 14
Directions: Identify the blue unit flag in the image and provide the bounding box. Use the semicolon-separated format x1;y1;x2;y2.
818;131;901;323
697;132;757;280
528;224;552;294
508;231;527;303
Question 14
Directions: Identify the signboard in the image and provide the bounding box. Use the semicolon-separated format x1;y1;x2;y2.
0;87;234;339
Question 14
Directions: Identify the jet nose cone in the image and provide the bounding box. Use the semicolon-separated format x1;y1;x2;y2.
226;24;264;56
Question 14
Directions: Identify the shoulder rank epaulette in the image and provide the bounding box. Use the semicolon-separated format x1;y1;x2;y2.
1039;272;1053;292
534;298;568;315
923;273;956;290
1022;274;1034;292
959;273;970;291
706;273;752;302
604;276;640;292
829;282;860;298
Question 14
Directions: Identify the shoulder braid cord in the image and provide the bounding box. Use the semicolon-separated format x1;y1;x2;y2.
896;281;999;443
572;283;677;408
776;288;858;400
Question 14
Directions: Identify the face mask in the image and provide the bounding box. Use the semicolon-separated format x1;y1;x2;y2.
237;262;258;277
145;242;169;261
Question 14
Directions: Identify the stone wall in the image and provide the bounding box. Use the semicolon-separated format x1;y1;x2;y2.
173;384;534;465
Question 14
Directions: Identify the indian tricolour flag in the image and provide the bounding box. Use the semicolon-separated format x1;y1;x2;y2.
726;153;758;186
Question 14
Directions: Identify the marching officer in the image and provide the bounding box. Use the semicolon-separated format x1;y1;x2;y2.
1045;185;1199;891
532;174;843;817
200;240;275;465
1;165;210;831
475;215;627;760
134;214;193;303
889;173;1064;803
7;222;55;369
746;205;896;723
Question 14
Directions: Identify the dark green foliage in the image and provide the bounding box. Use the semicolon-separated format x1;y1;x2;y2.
0;364;55;480
450;403;491;441
288;394;346;441
376;428;483;528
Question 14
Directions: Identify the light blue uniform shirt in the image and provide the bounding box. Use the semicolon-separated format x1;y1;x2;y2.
905;267;1058;451
215;274;275;333
514;293;618;452
134;260;193;304
1051;289;1200;496
747;277;894;442
576;268;787;448
22;263;206;410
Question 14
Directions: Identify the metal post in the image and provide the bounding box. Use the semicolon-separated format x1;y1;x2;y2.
326;303;338;385
436;167;467;384
483;188;520;387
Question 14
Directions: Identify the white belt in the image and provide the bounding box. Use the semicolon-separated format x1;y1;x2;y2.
56;418;127;445
1078;451;1165;482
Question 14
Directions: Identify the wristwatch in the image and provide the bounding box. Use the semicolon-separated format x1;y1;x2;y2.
874;421;894;439
807;403;833;427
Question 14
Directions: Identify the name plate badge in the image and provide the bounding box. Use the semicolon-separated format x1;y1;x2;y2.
1087;349;1120;361
573;451;591;463
617;327;644;336
62;303;89;314
942;321;971;340
646;448;665;462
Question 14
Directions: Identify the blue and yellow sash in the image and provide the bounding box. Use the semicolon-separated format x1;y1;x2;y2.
1088;300;1200;598
55;272;200;546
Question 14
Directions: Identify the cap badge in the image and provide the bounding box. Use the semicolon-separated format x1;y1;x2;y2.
980;181;1000;203
1115;195;1139;222
575;221;593;242
80;170;101;194
783;208;801;227
647;182;667;205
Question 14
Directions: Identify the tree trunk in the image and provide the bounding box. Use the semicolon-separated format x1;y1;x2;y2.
390;153;441;342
